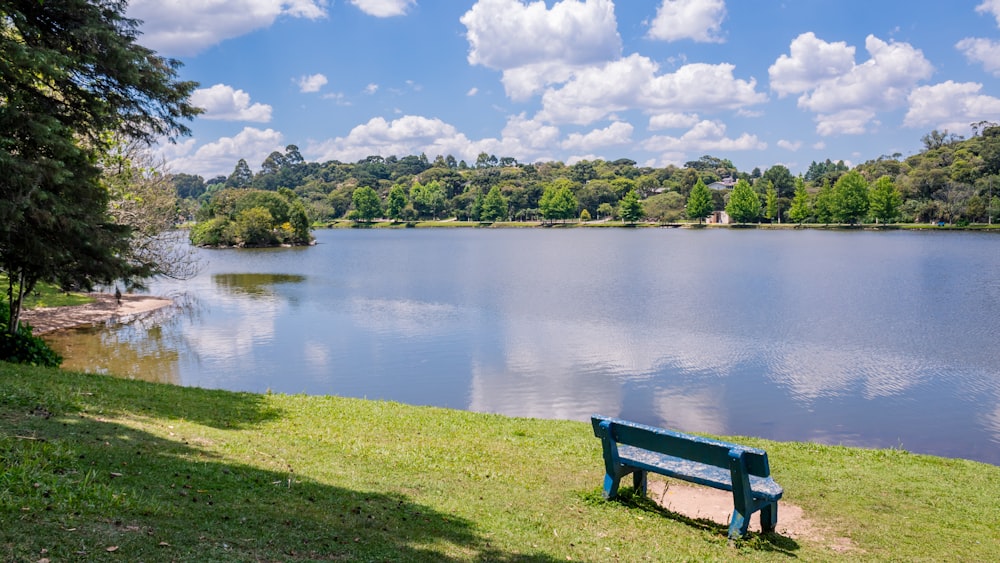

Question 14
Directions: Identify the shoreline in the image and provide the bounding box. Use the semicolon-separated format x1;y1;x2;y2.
21;292;174;335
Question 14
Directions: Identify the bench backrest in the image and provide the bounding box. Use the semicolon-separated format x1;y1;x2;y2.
591;415;771;477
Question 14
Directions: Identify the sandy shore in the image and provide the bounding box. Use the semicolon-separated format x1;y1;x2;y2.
20;293;174;335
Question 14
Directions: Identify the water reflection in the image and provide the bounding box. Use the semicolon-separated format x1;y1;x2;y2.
42;229;1000;465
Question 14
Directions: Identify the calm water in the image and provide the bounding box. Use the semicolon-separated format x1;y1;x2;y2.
46;228;1000;465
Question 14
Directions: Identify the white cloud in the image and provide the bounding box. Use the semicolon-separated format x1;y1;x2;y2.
297;73;328;93
467;87;479;96
647;0;727;43
163;127;285;178
777;139;802;151
364;83;379;95
461;0;622;100
642;120;765;157
648;112;700;130
349;0;415;17
904;81;1000;132
128;0;328;56
538;55;766;125
499;114;562;151
956;37;1000;76
190;84;273;122
308;115;472;163
771;33;932;136
976;0;1000;26
768;32;855;97
562;122;634;151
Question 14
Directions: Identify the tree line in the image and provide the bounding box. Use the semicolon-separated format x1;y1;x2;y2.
173;126;1000;228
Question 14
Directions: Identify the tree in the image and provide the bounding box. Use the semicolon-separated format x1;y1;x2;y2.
868;175;902;224
788;178;811;224
685;178;713;223
227;159;254;188
814;181;836;223
619;189;644;224
1;0;199;336
762;164;795;198
539;181;578;222
725;179;761;223
101;137;200;283
764;180;779;222
832;171;870;224
351;187;382;223
385;184;408;221
480;185;509;222
409;181;447;219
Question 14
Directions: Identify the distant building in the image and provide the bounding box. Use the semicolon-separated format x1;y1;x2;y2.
708;177;737;190
706;210;731;224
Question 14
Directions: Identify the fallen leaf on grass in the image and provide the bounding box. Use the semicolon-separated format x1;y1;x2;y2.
106;546;118;552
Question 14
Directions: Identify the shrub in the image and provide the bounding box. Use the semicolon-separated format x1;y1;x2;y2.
0;302;62;367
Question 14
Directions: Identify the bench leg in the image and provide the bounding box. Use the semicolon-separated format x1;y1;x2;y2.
632;470;647;496
760;501;778;533
602;473;621;499
728;509;750;540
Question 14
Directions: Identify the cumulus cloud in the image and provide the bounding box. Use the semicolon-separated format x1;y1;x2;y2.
297;73;328;93
163;127;285;178
770;33;932;135
128;0;328;56
308;115;472;163
648;112;700;130
647;0;727;43
977;0;1000;26
349;0;415;17
461;0;622;100
562;122;634;151
190;84;273;122
956;37;1000;76
776;139;801;152
642;120;765;159
904;81;1000;132
768;32;855;97
538;54;766;125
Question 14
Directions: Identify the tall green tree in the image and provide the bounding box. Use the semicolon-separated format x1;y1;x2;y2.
725;179;761;223
832;170;870;224
685;178;713;223
227;159;254;188
480;185;509;222
1;0;199;335
385;184;408;221
351;187;382;223
788;177;811;224
539;180;578;222
764;180;779;223
619;189;644;224
813;181;836;223
868;175;902;224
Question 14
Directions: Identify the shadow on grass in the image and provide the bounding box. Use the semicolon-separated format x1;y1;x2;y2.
597;487;801;557
0;396;563;562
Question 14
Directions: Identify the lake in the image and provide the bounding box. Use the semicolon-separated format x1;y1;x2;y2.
45;228;1000;465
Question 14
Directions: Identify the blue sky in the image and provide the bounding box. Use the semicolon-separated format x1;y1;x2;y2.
128;0;1000;179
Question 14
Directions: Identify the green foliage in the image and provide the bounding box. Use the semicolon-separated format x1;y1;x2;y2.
618;189;644;224
579;208;591;221
385;184;408;221
764;180;778;222
833;170;870;224
814;181;836;223
539;180;578;222
480;185;509;222
351;186;382;222
409;181;447;219
725;179;761;223
685;178;713;222
645;192;686;222
869;175;902;224
788;177;811;224
0;302;61;367
190;189;311;246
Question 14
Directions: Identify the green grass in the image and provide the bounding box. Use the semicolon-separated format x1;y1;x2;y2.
2;363;997;561
0;275;94;310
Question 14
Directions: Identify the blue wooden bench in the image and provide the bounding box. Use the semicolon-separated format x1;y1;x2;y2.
591;415;783;539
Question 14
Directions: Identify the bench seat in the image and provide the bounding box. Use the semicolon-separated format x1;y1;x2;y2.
617;444;784;501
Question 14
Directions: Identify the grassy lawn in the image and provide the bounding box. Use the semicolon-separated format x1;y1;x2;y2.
0;275;94;310
2;363;998;561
